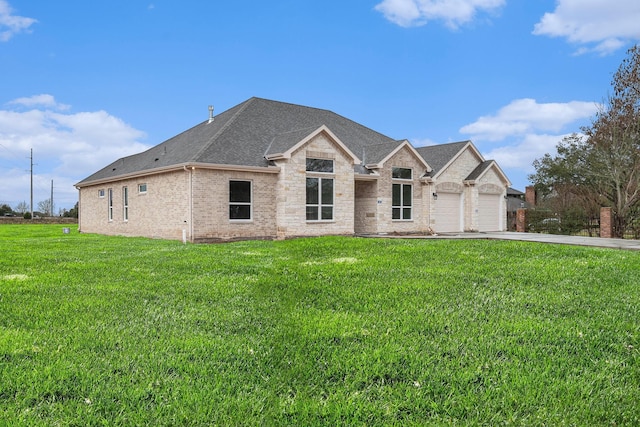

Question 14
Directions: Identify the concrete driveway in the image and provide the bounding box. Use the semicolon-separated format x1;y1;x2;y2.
425;231;640;251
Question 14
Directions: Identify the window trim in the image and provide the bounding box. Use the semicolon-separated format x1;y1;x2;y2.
306;176;334;222
306;158;334;174
392;167;413;180
229;180;252;222
392;182;413;221
98;189;105;198
123;186;129;222
138;183;147;194
107;188;113;222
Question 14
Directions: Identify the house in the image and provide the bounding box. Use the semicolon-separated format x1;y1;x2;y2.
75;97;511;242
506;187;526;231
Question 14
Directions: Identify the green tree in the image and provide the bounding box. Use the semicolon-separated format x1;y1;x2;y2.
530;45;640;238
0;204;12;215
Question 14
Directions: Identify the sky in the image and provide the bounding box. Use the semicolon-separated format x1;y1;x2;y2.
1;0;639;212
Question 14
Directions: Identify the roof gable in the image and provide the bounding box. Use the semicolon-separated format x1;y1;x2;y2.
415;140;484;179
465;160;511;186
265;125;361;164
365;140;431;172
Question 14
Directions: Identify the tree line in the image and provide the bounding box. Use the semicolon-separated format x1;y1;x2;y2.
0;200;78;218
530;45;640;238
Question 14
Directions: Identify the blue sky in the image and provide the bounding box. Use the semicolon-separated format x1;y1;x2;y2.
1;0;639;211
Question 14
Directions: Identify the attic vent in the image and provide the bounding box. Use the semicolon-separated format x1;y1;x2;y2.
208;105;214;124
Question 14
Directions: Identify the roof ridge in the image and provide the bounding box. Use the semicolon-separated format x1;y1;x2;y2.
190;97;258;162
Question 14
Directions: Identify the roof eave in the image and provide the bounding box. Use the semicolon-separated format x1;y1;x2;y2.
75;162;281;188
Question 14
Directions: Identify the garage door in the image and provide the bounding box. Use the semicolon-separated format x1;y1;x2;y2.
478;194;501;231
434;192;462;233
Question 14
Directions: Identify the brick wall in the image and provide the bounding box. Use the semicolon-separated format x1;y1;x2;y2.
79;170;190;240
600;207;613;238
354;180;378;234
275;132;355;238
374;146;429;234
191;169;278;241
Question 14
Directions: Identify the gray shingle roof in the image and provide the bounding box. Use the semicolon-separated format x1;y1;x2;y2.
77;97;399;185
465;160;494;181
414;141;470;176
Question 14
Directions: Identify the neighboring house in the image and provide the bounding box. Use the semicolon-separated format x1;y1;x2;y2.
75;97;511;242
506;187;526;231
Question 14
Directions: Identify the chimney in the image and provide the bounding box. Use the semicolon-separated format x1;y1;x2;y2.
525;185;536;206
208;105;214;124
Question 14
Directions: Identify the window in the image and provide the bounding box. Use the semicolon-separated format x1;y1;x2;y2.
392;167;412;180
138;183;147;194
98;189;105;198
392;167;413;220
392;184;412;220
306;158;334;173
107;188;113;221
306;158;334;221
123;186;129;221
306;177;333;221
229;180;251;220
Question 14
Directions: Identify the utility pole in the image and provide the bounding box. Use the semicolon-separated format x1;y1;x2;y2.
50;179;54;217
30;148;33;220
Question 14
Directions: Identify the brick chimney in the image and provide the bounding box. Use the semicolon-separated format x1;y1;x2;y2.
525;186;536;206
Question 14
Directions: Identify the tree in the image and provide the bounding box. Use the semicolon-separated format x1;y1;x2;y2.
15;201;29;214
0;204;12;215
38;199;53;217
530;45;640;238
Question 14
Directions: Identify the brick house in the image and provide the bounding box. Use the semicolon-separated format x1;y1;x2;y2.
75;97;511;242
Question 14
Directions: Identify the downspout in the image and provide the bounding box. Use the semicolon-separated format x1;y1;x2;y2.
76;186;81;232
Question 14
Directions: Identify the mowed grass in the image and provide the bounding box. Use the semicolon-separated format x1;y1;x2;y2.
1;225;639;426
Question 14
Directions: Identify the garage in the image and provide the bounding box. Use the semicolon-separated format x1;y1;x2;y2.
434;192;462;233
478;194;502;231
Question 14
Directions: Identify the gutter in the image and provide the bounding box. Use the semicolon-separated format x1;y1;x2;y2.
75;162;281;188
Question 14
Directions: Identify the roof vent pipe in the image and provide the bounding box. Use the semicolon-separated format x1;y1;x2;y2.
208;105;214;124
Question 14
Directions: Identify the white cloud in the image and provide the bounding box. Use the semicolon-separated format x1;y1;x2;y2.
375;0;504;28
0;0;37;42
8;94;70;111
533;0;640;54
482;133;573;171
0;95;149;209
459;98;598;141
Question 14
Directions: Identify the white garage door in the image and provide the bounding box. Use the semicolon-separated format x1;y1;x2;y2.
478;194;501;232
434;192;462;233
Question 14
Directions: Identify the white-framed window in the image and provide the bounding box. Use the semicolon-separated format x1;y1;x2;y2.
138;183;147;194
98;189;105;198
306;158;334;173
107;188;113;221
306;177;334;221
306;158;334;221
392;167;412;180
229;180;252;220
123;186;129;221
392;167;412;220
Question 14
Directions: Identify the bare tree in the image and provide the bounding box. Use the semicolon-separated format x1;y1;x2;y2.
38;199;53;216
15;201;29;214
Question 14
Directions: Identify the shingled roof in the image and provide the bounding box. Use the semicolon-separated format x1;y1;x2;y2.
77;97;400;186
414;141;470;176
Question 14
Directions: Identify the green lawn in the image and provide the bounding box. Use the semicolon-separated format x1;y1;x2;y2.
1;225;639;425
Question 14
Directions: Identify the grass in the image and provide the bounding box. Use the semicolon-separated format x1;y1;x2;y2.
1;224;639;425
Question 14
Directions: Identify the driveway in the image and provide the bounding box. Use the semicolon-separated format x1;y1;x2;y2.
426;231;640;251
